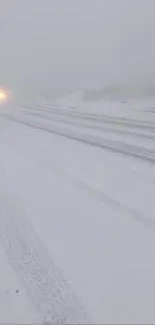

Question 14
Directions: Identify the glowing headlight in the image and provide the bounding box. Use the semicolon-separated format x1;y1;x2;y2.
0;90;7;102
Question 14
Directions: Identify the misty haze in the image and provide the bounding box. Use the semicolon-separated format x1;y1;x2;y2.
0;1;155;324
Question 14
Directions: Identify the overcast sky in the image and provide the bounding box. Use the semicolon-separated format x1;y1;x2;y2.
0;0;155;92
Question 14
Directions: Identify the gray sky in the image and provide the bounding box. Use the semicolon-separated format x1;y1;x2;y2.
0;0;155;93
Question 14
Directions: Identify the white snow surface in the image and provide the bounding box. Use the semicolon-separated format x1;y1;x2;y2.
0;95;155;323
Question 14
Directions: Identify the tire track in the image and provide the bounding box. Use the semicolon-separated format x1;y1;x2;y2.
0;191;91;324
1;114;155;164
24;109;155;142
19;103;155;131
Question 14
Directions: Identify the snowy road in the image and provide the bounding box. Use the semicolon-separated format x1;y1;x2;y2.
0;99;155;323
3;100;155;163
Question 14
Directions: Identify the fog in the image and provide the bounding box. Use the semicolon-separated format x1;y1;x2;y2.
0;0;155;94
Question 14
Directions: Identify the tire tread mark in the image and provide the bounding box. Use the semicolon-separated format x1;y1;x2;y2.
0;193;91;324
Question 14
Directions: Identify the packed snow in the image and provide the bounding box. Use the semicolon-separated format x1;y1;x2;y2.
0;93;155;323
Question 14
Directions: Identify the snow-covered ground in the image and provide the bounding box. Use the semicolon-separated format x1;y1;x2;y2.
0;246;39;323
0;94;155;323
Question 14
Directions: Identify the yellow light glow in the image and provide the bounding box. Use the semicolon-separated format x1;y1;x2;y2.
0;90;7;101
